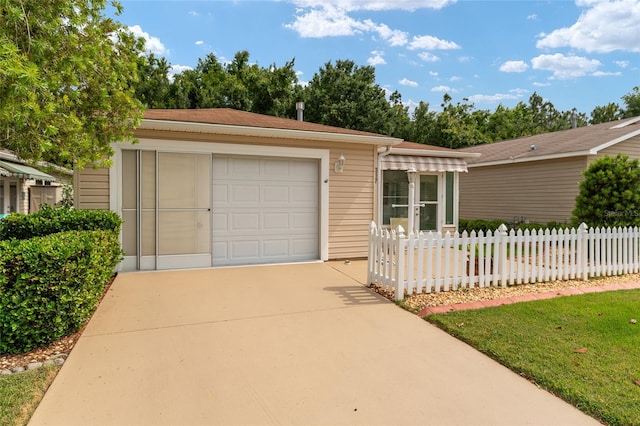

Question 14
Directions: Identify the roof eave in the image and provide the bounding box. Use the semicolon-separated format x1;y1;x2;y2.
467;150;592;167
384;147;480;158
139;119;402;146
589;128;640;154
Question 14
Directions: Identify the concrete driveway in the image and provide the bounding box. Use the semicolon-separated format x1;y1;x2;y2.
29;261;598;425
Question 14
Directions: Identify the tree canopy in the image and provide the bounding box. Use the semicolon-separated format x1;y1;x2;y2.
130;48;640;150
0;0;144;169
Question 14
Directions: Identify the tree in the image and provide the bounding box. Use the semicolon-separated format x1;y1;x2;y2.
572;154;640;227
0;0;145;169
622;86;640;118
302;59;393;134
590;102;623;124
133;53;171;109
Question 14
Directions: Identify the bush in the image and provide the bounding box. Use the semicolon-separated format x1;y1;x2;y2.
0;205;122;240
573;154;640;228
0;230;123;354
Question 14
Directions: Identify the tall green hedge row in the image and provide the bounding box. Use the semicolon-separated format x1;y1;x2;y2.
0;205;122;241
0;207;123;354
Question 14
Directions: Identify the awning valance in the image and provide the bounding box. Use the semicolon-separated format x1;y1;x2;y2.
381;155;468;173
0;161;56;182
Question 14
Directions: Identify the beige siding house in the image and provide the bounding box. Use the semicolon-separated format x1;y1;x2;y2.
458;116;640;224
76;108;474;271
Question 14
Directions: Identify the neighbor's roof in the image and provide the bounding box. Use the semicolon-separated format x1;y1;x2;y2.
141;108;402;146
459;116;640;167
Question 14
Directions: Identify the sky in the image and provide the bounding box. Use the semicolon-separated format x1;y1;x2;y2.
114;0;639;116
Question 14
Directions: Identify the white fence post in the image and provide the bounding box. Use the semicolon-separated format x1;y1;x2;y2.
395;226;406;301
368;221;376;285
578;222;589;281
497;224;509;287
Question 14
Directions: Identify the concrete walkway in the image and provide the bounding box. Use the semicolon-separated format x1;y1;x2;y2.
30;261;599;425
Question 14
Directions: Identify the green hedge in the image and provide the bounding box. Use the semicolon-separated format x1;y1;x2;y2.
0;205;122;241
0;230;123;354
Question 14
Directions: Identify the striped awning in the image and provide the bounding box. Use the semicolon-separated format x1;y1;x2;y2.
0;161;56;181
381;155;468;172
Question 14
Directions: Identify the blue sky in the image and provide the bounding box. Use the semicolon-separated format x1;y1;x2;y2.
116;0;639;116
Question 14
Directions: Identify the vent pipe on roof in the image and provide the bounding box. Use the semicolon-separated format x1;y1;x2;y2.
296;102;305;121
571;109;577;129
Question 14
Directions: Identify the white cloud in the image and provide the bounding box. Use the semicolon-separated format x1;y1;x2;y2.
527;14;538;20
615;60;630;68
408;34;460;50
499;60;529;72
458;56;472;63
399;78;419;87
531;53;602;79
168;64;193;81
285;4;363;37
188;10;199;17
370;22;409;46
536;0;640;53
431;85;455;92
368;50;386;65
533;81;551;87
418;52;440;62
195;40;204;46
592;70;622;76
128;25;168;56
291;0;456;12
467;92;522;103
449;76;462;82
429;71;439;77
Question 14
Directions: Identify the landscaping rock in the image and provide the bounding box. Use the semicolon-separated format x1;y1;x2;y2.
27;362;43;370
43;359;55;367
11;366;24;373
0;369;11;375
53;358;65;366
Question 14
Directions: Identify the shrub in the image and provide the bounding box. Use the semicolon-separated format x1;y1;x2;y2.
572;154;640;228
0;205;122;240
0;230;123;354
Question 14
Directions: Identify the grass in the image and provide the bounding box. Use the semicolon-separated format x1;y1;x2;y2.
425;289;640;426
0;365;58;426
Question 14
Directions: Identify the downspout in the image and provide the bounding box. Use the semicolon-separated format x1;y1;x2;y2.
376;146;393;227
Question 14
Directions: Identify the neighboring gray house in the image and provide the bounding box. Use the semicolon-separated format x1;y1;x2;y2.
458;116;640;224
0;150;68;216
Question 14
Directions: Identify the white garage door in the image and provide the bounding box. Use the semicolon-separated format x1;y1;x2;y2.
212;155;319;266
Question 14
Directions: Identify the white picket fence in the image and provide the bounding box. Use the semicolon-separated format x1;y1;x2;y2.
367;222;640;301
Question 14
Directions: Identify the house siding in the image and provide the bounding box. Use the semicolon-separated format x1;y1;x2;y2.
74;167;109;210
78;129;376;260
459;156;588;224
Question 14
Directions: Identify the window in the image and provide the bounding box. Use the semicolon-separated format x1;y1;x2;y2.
382;170;408;226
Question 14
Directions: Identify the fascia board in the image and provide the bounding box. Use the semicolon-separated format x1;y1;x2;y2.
139;119;402;146
467;150;591;167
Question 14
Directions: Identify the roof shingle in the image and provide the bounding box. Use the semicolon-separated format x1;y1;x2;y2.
459;117;640;165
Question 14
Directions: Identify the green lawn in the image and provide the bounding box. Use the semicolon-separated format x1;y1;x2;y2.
425;289;640;426
0;365;58;426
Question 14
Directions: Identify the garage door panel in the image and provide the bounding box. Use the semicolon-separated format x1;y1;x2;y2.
232;185;260;203
212;155;319;266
